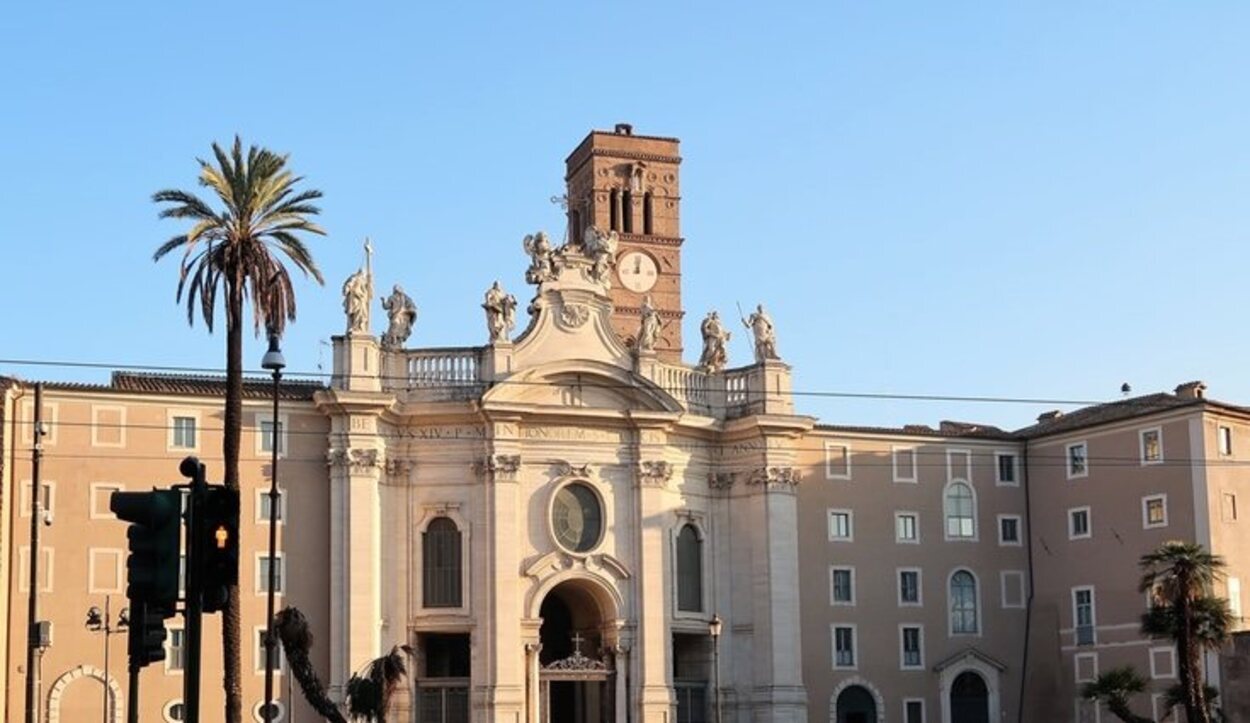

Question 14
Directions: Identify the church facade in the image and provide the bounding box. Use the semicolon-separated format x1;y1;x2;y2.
3;126;1250;723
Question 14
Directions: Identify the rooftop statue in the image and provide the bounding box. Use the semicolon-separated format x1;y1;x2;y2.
638;295;662;353
483;281;517;344
523;231;557;284
698;311;731;373
582;226;619;287
742;303;779;363
342;240;374;335
380;284;417;349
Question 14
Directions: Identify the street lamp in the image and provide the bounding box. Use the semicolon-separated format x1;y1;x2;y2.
261;332;285;722
709;615;722;723
85;597;129;723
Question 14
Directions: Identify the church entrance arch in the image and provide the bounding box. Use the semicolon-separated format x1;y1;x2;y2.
834;685;878;723
538;579;618;723
950;671;990;723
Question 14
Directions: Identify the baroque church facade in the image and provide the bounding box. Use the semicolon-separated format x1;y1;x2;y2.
5;126;1250;723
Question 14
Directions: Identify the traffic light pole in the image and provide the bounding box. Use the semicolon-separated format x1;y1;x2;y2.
127;651;140;723
183;458;207;723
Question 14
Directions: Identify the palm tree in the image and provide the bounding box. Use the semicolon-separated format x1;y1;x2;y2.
1139;541;1228;723
153;137;325;722
346;645;415;722
1081;666;1152;723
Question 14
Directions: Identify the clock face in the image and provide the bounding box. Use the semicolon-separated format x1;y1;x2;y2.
618;250;658;293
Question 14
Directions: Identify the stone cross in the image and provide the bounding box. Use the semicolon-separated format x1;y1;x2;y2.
570;632;584;655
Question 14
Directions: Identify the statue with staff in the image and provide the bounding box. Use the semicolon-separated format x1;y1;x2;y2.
739;302;779;363
342;239;374;334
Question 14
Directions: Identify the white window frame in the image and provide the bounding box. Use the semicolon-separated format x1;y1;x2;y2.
1066;441;1089;479
22;400;59;445
88;548;124;594
162;699;187;722
1151;694;1174;722
1149;646;1176;679
995;451;1019;486
892;446;918;483
946;448;972;483
824;441;851;480
1073;586;1097;646
252;700;286;723
895;511;920;544
167;409;202;452
899;624;924;671
898;567;923;607
20;480;56;518
831;624;857;670
943;480;978;541
18;547;54;593
253;625;285;675
1068;506;1092;540
254;412;290;458
827;509;854;542
1142;494;1168;529
830;566;856;606
90;483;125;520
254;552;286;596
902;699;926;723
1001;570;1026;609
165;625;186;674
948;568;981;637
1229;577;1243;620
997;514;1022;546
91;404;128;448
1219;425;1233;456
1139;426;1163;465
1074;651;1099;683
1073;698;1102;723
255;487;287;525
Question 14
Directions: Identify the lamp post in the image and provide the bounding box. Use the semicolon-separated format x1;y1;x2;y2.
709;615;722;723
260;332;285;722
86;597;129;723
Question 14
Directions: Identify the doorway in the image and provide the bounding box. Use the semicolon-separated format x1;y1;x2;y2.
538;581;615;723
835;685;877;723
950;671;990;723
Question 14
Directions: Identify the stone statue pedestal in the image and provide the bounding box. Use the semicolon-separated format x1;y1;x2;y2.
483;341;515;381
633;348;659;379
332;333;381;392
749;359;794;416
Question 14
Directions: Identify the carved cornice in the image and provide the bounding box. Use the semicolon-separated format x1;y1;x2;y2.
554;461;592;479
747;466;801;490
639;460;674;487
474;454;521;481
327;447;382;472
707;472;737;490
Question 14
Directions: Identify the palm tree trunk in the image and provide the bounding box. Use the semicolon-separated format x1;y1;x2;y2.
1178;588;1210;723
222;279;244;723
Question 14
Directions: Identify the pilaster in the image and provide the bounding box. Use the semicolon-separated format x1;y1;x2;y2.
480;416;526;723
631;419;676;723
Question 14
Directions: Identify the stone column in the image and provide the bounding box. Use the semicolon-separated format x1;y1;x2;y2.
328;442;383;694
614;644;630;723
526;643;542;723
633;421;677;723
482;416;526;723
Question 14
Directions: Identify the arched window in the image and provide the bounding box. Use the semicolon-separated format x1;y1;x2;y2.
423;517;462;608
609;189;620;231
643;192;654;235
945;482;976;539
622;189;634;233
950;570;979;634
676;524;703;612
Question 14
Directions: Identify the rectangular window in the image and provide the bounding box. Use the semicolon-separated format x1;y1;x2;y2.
90;483;123;519
257;488;286;524
1001;571;1026;608
833;625;856;669
91;405;126;448
996;452;1018;485
831;567;855;605
895;512;919;543
828;509;853;542
893;447;917;482
172;416;197;449
1142;495;1167;529
255;628;284;674
1229;577;1242;620
256;554;285;595
904;700;925;723
1220;425;1234;456
900;625;923;669
1140;427;1163;464
1223;493;1238;522
1150;647;1176;679
167;628;186;672
946;448;972;482
998;515;1021;545
1152;694;1175;722
1067;442;1089;478
260;420;285;455
179;553;187;597
17;547;53;593
1074;587;1096;645
1074;652;1098;683
1069;507;1091;540
825;442;851;480
899;569;922;606
20;481;55;518
88;549;123;594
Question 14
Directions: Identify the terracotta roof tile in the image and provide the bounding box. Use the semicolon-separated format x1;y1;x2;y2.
38;372;323;401
1012;393;1200;438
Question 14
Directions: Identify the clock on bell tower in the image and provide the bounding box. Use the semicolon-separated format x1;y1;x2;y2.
564;124;685;362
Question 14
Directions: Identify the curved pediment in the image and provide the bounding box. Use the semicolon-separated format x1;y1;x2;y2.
482;359;683;414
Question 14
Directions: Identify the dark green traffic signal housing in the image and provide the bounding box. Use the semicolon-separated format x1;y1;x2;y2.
199;486;239;614
127;601;168;667
110;489;181;613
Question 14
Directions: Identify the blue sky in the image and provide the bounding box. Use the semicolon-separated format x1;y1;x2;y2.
2;2;1248;429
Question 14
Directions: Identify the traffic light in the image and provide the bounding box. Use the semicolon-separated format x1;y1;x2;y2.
199;486;239;614
127;601;167;667
110;489;181;612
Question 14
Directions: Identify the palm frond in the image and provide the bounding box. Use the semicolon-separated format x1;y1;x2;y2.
274;607;347;723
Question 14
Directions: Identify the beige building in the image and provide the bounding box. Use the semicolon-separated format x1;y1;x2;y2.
1;127;1247;723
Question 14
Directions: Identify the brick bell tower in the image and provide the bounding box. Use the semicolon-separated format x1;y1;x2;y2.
564;123;684;362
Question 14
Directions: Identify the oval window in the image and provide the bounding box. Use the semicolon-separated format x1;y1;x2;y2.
552;483;603;553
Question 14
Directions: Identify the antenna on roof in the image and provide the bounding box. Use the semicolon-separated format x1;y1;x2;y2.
1120;382;1132;397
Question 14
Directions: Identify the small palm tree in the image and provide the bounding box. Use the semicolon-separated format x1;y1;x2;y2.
1140;541;1228;723
346;645;415;722
1081;666;1152;723
154;137;325;723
